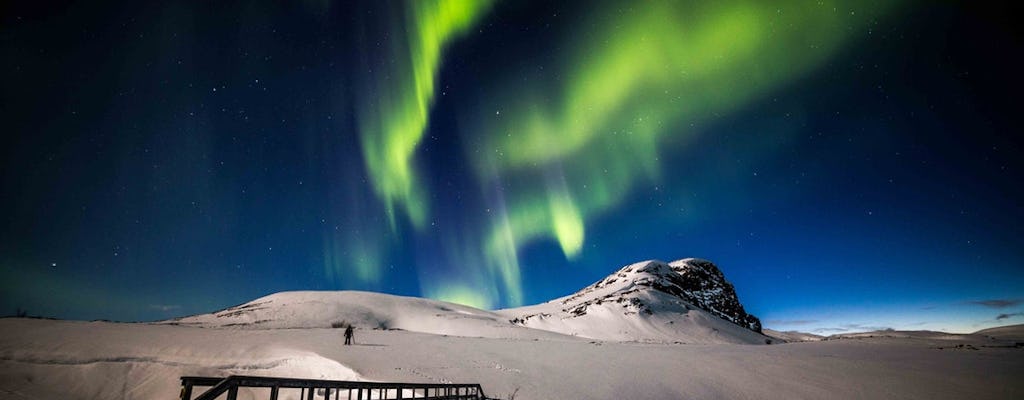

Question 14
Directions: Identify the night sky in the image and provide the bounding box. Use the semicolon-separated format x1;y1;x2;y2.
2;1;1022;334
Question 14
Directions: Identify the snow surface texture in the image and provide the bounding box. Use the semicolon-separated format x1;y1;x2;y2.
1;319;1022;400
0;319;359;399
498;259;766;344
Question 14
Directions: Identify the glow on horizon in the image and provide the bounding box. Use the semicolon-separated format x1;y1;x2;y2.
762;302;1021;335
424;284;496;311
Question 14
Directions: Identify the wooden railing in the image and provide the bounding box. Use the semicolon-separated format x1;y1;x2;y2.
180;375;493;400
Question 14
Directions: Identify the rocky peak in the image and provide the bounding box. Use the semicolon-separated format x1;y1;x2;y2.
559;258;762;333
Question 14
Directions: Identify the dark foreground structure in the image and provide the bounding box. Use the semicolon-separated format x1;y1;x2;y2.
181;375;493;400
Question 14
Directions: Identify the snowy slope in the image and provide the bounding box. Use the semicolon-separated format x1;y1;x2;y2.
763;329;824;343
497;259;769;344
0;318;360;400
974;324;1024;341
160;290;572;340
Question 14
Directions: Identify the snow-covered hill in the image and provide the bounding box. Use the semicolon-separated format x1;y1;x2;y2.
160;291;571;340
162;258;768;344
974;324;1024;342
497;258;769;344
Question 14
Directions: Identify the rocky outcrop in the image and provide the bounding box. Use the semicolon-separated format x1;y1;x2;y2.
513;258;762;334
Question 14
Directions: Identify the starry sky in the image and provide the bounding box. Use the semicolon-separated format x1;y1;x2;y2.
2;1;1022;334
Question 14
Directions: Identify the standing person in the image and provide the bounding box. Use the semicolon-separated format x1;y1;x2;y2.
344;325;354;346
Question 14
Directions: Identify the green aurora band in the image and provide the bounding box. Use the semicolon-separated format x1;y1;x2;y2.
341;0;899;309
432;0;900;308
332;0;491;289
356;0;493;230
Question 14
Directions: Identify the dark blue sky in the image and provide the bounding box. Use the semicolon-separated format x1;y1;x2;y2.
2;1;1021;333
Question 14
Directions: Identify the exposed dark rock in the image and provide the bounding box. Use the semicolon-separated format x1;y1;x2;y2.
514;258;762;334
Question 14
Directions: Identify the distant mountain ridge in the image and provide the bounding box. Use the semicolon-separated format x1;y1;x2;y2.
763;329;825;343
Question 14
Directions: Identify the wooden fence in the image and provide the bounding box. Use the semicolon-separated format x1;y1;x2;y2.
180;375;494;400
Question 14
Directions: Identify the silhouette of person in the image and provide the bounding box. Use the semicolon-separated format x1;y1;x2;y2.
344;325;354;345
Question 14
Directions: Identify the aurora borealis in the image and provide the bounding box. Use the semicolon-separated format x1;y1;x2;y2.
356;0;492;230
457;0;896;307
2;1;1022;333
